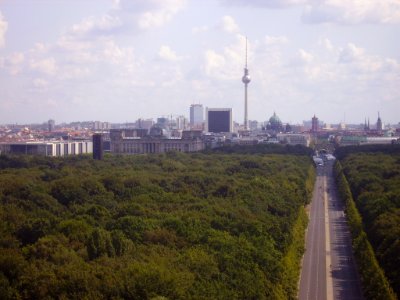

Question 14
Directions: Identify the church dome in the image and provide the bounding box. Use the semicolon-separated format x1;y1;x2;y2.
269;112;282;125
267;112;283;131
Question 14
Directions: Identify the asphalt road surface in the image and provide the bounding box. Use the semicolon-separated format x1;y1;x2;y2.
298;160;363;300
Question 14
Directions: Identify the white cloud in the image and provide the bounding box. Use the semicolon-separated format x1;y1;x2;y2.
112;0;120;9
0;12;8;48
33;78;49;89
288;49;313;66
70;14;122;37
193;16;239;35
220;0;307;9
220;15;240;33
265;35;289;46
160;67;183;87
222;0;400;24
30;57;57;75
57;36;91;52
338;43;365;63
192;25;209;34
205;50;226;76
64;0;186;40
158;45;179;61
302;0;400;24
9;52;24;65
319;38;334;51
8;52;24;74
32;43;50;54
138;11;170;29
337;43;400;75
133;0;186;29
204;34;248;80
0;52;25;75
298;49;313;63
58;66;91;80
103;40;134;65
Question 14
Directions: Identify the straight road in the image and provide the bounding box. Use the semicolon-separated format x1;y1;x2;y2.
299;160;363;300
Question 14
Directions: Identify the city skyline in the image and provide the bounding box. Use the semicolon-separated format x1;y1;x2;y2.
0;0;399;124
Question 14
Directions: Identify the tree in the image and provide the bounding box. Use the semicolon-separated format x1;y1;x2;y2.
86;228;114;260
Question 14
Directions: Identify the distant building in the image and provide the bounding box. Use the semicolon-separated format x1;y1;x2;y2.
290;124;305;133
277;133;311;147
93;121;111;131
156;117;169;129
0;140;92;157
175;115;188;130
109;129;204;154
48;119;55;132
249;120;259;131
339;135;397;146
311;115;319;132
168;115;189;131
206;108;233;133
92;134;103;160
364;118;370;131
376;112;383;131
190;104;204;127
338;122;346;130
136;119;154;131
182;130;202;139
365;137;397;144
266;112;283;132
110;129;148;140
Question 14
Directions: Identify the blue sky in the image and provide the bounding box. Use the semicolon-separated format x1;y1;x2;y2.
0;0;399;125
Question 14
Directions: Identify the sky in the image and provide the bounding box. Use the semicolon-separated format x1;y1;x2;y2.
0;0;399;125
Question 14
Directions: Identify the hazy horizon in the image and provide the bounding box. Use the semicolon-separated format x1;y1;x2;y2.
0;0;399;124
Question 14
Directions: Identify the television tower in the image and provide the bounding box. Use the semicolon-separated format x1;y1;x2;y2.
242;37;251;130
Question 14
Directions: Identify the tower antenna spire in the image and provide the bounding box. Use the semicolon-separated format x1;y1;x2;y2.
245;36;248;68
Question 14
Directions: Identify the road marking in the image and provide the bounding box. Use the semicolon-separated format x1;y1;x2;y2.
325;175;333;300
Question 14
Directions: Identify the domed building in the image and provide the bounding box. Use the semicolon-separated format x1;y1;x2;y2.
266;112;283;132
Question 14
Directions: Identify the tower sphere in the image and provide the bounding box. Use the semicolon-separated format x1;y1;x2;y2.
242;73;251;84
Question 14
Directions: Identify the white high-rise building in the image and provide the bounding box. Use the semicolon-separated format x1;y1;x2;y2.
176;115;188;130
93;121;111;131
190;104;204;127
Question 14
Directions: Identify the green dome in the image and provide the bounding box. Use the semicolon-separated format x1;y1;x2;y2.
267;112;283;131
269;112;281;125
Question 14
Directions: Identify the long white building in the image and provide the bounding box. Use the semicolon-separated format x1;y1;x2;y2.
277;133;311;147
0;140;93;157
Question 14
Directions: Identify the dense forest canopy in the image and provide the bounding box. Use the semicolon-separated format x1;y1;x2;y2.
337;145;400;297
0;145;314;299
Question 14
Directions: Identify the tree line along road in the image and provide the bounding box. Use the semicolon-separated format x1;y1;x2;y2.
298;159;363;300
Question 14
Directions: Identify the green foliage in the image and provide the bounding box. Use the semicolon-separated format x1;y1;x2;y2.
17;218;52;245
334;161;397;299
51;177;88;206
86;228;115;259
211;143;314;156
277;207;308;299
335;144;400;161
0;149;314;298
337;148;400;297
